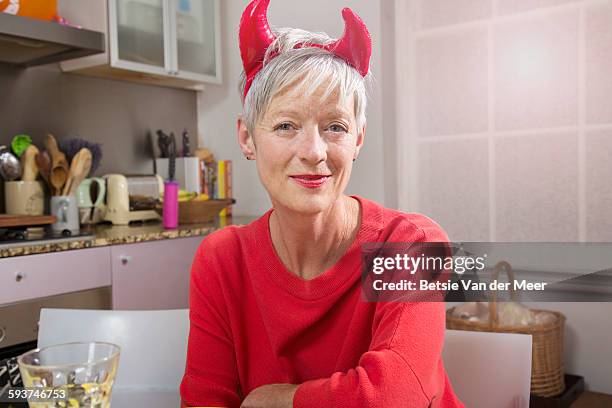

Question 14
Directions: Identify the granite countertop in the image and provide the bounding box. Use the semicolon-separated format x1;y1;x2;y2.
0;216;257;259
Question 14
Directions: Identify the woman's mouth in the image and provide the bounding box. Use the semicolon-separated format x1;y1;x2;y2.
289;174;331;189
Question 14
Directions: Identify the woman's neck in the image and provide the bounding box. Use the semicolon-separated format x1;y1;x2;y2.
269;195;361;280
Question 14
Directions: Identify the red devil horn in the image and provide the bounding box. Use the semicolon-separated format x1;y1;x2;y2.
326;8;372;76
239;0;276;83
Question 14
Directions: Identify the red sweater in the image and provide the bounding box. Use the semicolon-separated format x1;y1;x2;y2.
180;196;465;407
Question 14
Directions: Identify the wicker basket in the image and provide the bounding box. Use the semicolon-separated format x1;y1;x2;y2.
446;261;566;397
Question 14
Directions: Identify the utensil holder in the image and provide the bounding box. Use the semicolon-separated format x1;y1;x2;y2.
4;181;45;215
50;195;80;235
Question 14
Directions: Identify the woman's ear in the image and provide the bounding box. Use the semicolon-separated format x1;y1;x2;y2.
237;116;256;160
354;123;366;160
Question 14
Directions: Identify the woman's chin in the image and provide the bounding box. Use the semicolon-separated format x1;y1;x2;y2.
280;191;336;214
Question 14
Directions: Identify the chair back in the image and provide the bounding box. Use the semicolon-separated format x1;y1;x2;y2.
443;329;532;408
38;308;189;389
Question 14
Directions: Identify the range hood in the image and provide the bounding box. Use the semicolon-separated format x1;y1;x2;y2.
0;13;104;67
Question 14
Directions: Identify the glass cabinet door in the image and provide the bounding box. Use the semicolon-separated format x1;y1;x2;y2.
172;0;221;82
110;0;169;73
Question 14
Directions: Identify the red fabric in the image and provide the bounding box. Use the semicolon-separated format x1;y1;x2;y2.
180;196;465;408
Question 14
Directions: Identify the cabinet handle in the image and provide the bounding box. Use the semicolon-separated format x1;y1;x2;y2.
15;271;25;282
120;255;132;265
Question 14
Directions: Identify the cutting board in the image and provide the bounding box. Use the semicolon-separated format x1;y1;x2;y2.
0;214;56;228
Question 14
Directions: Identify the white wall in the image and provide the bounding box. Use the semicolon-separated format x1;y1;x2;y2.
401;0;612;394
197;0;392;216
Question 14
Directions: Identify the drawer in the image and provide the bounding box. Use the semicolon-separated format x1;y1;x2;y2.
0;247;111;306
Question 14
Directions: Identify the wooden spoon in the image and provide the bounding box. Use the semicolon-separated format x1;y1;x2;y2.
21;145;40;182
63;148;92;196
35;150;53;193
44;133;68;196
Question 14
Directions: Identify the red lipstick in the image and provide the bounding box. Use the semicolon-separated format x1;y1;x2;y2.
290;174;331;189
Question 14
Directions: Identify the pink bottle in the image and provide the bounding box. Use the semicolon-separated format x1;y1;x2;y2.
163;181;179;229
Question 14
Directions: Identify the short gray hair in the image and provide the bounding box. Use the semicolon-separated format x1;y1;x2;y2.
239;27;373;136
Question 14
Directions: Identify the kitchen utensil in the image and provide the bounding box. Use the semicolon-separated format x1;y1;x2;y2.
20;144;39;182
50;195;80;235
156;129;172;158
18;342;120;407
4;181;45;215
0;214;56;228
181;128;191;157
76;177;105;208
77;177;106;225
10;134;32;157
0;146;22;181
63;147;92;196
149;131;158;175
44;133;69;196
35;150;52;191
58;137;103;175
169;132;176;180
163;180;179;229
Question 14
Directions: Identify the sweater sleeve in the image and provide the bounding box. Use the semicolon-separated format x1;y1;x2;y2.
180;238;241;408
293;215;464;408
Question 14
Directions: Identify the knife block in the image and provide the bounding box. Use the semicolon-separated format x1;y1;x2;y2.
155;157;201;193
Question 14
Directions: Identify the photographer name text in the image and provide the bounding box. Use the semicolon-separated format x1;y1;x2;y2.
372;279;548;292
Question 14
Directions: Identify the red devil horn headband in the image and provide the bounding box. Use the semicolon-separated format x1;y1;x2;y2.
239;0;372;101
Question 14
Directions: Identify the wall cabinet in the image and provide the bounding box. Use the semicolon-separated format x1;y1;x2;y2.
58;0;222;90
110;236;202;310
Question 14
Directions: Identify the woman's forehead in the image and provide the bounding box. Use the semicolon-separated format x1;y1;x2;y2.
266;85;354;119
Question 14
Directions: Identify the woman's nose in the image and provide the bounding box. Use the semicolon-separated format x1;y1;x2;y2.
296;126;327;164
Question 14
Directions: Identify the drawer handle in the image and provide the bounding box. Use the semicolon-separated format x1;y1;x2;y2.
0;326;6;344
15;271;25;282
120;255;132;265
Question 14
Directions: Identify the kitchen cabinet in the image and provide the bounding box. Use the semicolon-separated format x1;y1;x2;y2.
110;236;201;310
0;247;111;306
58;0;222;90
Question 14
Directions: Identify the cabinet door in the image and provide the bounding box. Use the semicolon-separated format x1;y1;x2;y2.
108;0;172;75
110;236;202;310
170;0;222;84
0;248;111;306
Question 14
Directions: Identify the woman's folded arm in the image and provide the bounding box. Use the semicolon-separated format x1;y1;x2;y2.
293;301;449;408
180;242;241;408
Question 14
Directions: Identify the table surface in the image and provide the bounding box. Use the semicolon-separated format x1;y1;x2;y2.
111;388;180;408
571;391;612;408
109;388;612;407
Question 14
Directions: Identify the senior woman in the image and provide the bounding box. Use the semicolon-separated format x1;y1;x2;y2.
180;1;464;407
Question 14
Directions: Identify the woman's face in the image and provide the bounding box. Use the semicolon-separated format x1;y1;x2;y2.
238;80;365;214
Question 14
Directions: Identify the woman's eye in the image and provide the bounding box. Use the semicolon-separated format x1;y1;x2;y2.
275;123;294;131
328;124;347;133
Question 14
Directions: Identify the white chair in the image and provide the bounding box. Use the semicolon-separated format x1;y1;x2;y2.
37;310;532;407
443;329;532;408
38;308;189;408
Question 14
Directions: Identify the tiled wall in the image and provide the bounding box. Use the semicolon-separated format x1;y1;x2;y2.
403;0;612;242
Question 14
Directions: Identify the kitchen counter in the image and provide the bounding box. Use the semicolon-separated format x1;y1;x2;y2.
0;216;257;259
